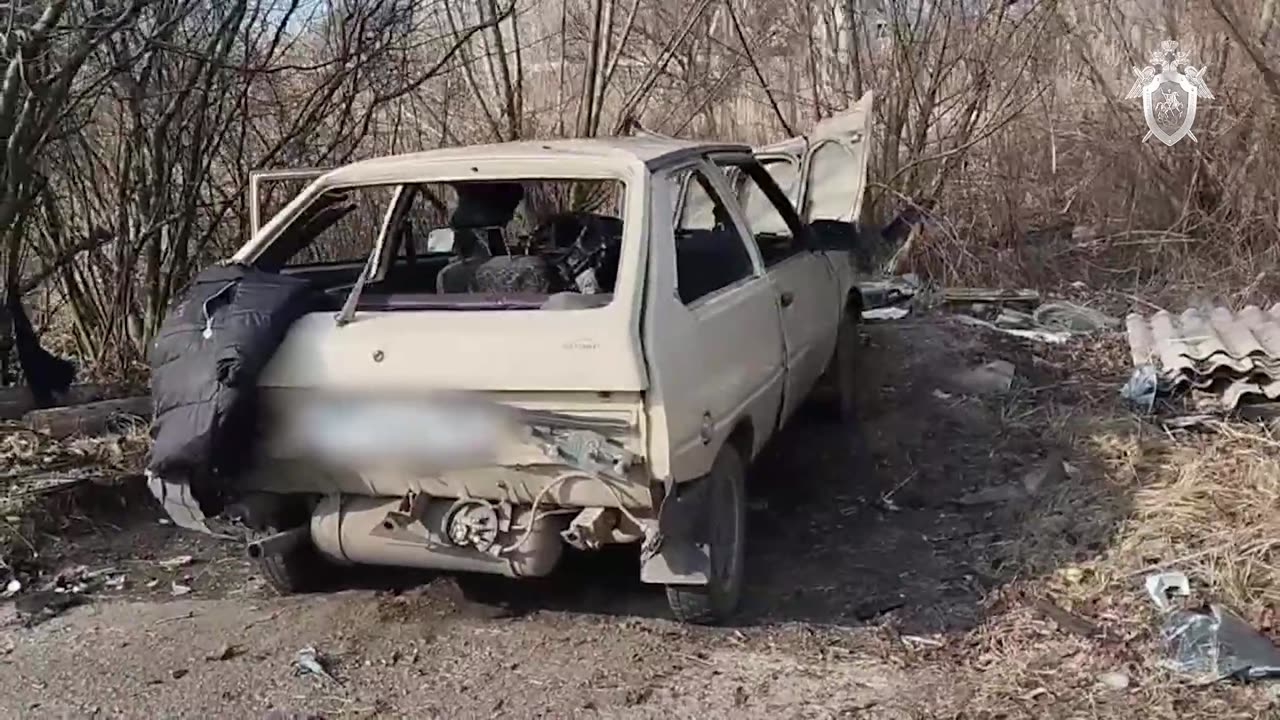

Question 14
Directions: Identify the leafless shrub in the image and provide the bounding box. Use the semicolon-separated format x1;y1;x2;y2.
5;0;1280;377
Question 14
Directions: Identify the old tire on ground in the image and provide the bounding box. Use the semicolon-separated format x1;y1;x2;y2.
251;528;324;595
665;445;747;625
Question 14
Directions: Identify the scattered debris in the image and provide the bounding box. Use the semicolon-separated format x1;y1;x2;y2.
1033;301;1120;333
852;595;906;622
170;582;192;597
1161;605;1280;682
157;555;195;571
1121;365;1160;412
263;711;325;720
40;565;119;595
104;574;126;591
942;288;1040;305
293;646;340;685
206;643;244;662
1145;571;1280;682
948;296;1117;344
1126;305;1280;411
13;590;86;627
1019;687;1051;703
953;483;1027;506
900;635;945;649
2;579;20;598
1097;671;1131;690
1021;452;1069;495
871;495;902;513
954;314;1072;344
1161;413;1216;430
1146;571;1191;612
947;359;1016;397
857;275;922;310
154;611;198;625
862;306;910;321
1034;597;1103;639
954;454;1070;506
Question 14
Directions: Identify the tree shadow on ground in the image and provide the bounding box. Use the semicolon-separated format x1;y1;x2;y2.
445;318;1135;634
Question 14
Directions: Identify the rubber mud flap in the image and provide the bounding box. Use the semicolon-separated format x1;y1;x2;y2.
656;477;713;543
147;472;215;534
640;478;712;585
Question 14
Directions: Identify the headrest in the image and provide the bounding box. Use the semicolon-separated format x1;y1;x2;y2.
450;182;525;229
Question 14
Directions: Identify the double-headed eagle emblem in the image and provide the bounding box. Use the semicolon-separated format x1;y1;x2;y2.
1125;40;1214;145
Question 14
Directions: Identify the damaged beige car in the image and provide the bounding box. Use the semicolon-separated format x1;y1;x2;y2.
151;93;875;624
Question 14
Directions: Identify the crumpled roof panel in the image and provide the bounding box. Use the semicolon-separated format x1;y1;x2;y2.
1125;304;1280;410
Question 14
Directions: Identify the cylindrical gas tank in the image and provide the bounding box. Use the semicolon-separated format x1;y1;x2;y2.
309;493;564;578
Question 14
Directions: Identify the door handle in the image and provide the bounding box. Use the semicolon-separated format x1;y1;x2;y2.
780;291;794;308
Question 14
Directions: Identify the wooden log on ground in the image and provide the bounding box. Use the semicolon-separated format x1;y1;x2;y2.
0;384;129;421
23;397;152;439
0;387;33;420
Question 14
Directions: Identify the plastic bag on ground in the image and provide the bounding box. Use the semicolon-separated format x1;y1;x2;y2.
1160;604;1280;682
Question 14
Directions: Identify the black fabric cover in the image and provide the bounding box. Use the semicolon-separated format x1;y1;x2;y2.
147;263;318;506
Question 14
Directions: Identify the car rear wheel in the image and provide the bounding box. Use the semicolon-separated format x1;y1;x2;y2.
665;445;747;625
833;314;859;424
813;312;860;424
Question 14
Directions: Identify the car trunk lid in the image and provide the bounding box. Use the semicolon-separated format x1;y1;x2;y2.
258;307;646;393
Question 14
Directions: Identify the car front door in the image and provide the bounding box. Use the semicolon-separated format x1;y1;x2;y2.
755;91;875;295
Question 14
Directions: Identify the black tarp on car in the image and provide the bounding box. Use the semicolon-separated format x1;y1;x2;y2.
148;263;319;511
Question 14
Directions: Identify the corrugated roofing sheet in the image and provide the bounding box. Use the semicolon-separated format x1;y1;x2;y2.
1125;304;1280;410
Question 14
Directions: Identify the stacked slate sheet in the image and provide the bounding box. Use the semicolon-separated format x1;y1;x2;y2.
1125;304;1280;410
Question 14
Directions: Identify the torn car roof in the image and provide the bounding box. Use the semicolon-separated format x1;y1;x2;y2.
317;138;751;187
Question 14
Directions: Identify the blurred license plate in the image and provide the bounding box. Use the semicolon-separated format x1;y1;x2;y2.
297;399;507;466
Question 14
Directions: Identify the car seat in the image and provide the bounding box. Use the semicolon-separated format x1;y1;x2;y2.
436;182;524;294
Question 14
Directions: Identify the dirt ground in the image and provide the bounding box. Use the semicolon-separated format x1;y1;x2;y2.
1;316;1276;719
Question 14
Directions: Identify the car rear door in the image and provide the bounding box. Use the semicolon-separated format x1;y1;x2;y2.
709;153;840;425
642;160;787;483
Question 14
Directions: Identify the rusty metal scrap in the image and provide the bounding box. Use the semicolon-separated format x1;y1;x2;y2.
1125;305;1280;409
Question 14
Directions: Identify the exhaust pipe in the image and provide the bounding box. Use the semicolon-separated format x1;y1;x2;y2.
246;526;309;559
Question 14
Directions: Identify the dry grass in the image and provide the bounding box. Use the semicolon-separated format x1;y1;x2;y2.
0;421;150;564
1107;428;1280;611
926;342;1280;717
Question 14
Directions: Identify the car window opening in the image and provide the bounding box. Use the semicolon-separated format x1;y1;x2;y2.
256;178;626;312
